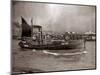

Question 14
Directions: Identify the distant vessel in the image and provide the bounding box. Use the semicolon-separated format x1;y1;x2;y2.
84;31;96;41
19;17;85;50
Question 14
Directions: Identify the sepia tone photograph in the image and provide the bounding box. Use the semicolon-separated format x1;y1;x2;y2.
11;0;96;75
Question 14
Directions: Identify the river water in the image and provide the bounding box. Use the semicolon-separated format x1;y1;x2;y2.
12;39;96;74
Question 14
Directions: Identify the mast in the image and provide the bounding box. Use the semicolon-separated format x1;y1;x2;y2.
31;18;33;37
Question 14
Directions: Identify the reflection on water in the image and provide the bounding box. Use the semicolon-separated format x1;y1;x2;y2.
12;40;96;73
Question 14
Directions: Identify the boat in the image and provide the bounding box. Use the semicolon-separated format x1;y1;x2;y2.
85;35;96;41
84;31;96;41
19;17;85;50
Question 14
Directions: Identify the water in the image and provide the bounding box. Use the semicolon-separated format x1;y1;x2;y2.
12;39;96;73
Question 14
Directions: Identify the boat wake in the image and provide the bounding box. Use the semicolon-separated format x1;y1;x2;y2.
42;50;87;56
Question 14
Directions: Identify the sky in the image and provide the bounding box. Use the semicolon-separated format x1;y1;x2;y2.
12;1;96;33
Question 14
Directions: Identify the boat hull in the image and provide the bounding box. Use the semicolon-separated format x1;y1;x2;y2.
19;40;84;50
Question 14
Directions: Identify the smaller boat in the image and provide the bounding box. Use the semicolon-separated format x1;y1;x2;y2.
84;31;96;41
85;36;96;41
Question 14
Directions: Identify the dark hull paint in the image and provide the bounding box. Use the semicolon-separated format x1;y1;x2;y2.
19;40;84;50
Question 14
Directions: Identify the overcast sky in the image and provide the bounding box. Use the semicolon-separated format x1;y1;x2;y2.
12;1;96;33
